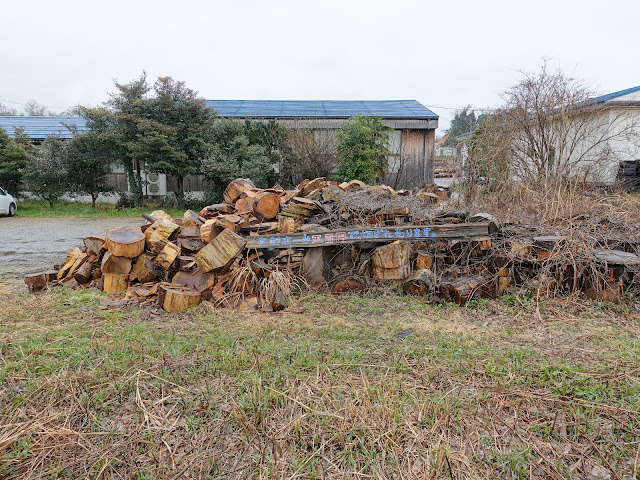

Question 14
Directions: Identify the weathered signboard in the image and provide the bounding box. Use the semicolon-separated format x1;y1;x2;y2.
245;222;490;249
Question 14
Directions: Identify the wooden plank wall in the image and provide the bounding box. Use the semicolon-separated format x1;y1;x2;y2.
393;129;435;189
106;173;128;192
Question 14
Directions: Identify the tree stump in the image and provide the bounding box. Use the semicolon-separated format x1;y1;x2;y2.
159;283;201;312
105;226;145;258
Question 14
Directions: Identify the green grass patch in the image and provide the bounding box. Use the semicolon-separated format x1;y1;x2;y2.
0;282;638;478
15;200;184;218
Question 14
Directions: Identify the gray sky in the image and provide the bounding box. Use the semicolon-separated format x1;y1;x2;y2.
1;0;638;133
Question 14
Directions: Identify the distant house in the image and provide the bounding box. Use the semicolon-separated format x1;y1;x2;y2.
0;100;439;195
584;86;640;184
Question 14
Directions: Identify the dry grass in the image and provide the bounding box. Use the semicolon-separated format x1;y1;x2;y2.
0;278;639;479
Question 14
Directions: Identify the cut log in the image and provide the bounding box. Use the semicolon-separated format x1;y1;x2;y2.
25;273;47;293
416;251;435;270
438;276;487;305
195;228;247;272
172;268;216;293
57;248;87;280
300;177;327;196
73;262;93;284
371;242;412;280
103;273;129;294
331;279;365;294
148;210;174;222
301;247;331;286
154;241;181;270
101;252;132;275
159;283;201;312
223;178;256;203
83;236;105;257
234;195;257;215
253;192;280;220
131;253;158;283
145;219;180;251
105;226;145;258
200;219;223;243
403;269;433;296
277;216;297;233
371;242;411;269
177;255;196;271
182;209;203;227
178;236;204;253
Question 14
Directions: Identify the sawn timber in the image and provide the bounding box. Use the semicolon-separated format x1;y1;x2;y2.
245;222;491;249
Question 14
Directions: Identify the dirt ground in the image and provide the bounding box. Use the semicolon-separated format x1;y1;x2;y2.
0;217;142;279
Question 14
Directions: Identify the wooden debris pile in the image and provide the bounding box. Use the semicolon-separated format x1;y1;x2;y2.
24;177;640;310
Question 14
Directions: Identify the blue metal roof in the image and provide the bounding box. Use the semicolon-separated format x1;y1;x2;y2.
0;100;437;140
205;100;438;119
591;86;640;103
0;116;87;139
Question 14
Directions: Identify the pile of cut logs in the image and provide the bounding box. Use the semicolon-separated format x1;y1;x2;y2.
25;177;640;310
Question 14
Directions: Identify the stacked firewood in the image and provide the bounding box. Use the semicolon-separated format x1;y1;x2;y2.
24;177;640;310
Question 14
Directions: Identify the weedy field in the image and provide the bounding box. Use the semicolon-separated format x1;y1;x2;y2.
0;280;639;479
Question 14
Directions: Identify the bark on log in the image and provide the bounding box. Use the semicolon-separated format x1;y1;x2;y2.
131;253;158;283
159;283;201;312
172;268;215;293
101;252;132;275
234;195;256;215
183;209;203;227
416;251;435;270
195;228;247;272
145;219;180;251
57;248;87;280
154;241;181;270
332;279;365;294
25;273;47;293
83;236;105;258
73;262;93;284
105;226;145;258
223;178;256;203
103;273;129;294
200;219;223;243
403;269;433;295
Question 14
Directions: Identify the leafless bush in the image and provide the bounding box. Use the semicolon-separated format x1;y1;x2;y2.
463;61;640;202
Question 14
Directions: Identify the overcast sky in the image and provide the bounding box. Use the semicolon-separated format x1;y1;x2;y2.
1;0;638;133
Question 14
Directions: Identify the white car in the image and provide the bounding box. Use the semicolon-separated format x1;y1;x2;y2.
0;187;17;216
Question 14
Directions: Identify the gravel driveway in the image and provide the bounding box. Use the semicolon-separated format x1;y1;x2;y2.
0;217;144;279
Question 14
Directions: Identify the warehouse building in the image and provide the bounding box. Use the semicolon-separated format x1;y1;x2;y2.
0;99;438;195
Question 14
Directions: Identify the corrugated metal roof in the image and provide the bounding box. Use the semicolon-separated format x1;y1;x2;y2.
205;100;438;119
0;116;87;139
0;100;437;140
591;86;640;103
